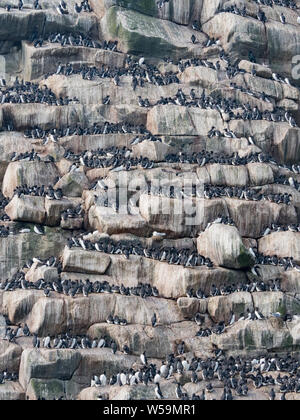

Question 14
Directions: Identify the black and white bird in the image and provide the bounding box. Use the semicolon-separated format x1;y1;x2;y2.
140;351;147;365
102;95;110;105
34;225;44;235
151;313;157;327
280;13;286;24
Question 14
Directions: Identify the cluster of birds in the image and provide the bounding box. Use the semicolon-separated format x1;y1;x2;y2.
165;151;277;167
64;146;155;172
148;183;293;205
9;149;54;163
0;78;78;106
274;174;300;191
3;0;91;13
139;78;274;108
106;314;128;326
0;213;10;222
0;224;50;237
4;321;31;342
56;0;92;15
196;308;293;339
137;86;297;127
216;5;270;23
23;121;150;141
0;193;9;211
203;186;292;204
217;4;288;25
32;32;119;52
262;223;300;236
1;266;160;300
13;185;63;201
66;236;214;268
187;278;282;300
31;333;126;354
3;0;40;12
207;127;238;139
0;225;10;238
2;1;92;15
92;351;300;400
52;58;180;88
61;205;84;221
254;253;295;270
229;81;273;103
250;0;297;9
205;216;235;229
175;47;294;87
0;371;18;385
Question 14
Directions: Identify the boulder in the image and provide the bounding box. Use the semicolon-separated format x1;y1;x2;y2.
25;293;185;336
19;349;82;390
147;105;223;136
211;319;298;357
0;228;69;279
0;340;22;373
1;103;84;132
238;60;272;79
2;290;42;325
197;223;255;269
207;291;300;324
107;254;246;299
258;232;300;265
62;247;111;275
0;8;97;43
229;119;300;165
179;66;219;88
0;132;33;181
45;197;82;227
101;6;206;59
23;41;126;81
94;0;203;25
54;171;89;197
202;10;300;80
60;134;133;154
246;163;274;186
5;195;46;224
87;321;199;358
88;205;150;236
25;263;59;284
2;161;59;198
204;164;250;188
73;348;145;390
44;74;187;109
224;197;297;238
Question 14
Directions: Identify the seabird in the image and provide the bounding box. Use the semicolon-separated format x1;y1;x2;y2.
34;225;44;235
140;351;147;365
151;313;157;327
280;14;286;24
155;383;164;399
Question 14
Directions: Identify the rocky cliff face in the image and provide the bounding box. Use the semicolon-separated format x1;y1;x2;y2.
0;0;300;401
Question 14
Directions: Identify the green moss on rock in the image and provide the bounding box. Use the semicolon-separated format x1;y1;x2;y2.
104;7;188;58
243;328;255;349
29;378;64;400
237;244;255;269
